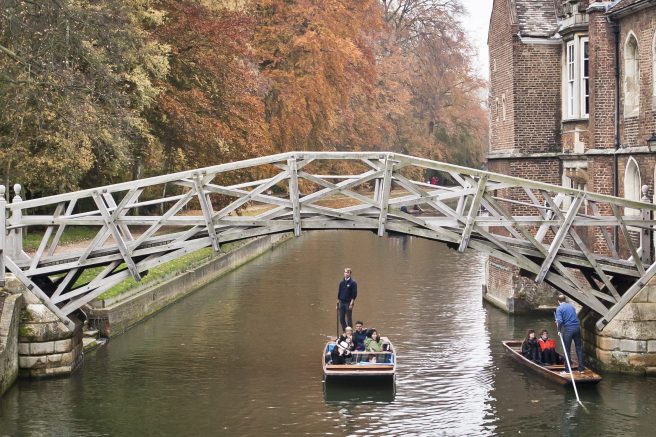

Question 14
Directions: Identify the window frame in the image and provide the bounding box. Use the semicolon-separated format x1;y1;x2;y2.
580;37;589;118
567;40;576;119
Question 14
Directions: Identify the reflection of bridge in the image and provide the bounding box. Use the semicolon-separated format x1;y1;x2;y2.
1;152;655;330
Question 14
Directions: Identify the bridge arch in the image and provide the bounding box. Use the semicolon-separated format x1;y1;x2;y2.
1;152;656;331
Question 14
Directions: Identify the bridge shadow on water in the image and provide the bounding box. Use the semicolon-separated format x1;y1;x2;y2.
323;378;396;403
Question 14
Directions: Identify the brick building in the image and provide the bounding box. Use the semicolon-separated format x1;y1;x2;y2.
486;0;656;312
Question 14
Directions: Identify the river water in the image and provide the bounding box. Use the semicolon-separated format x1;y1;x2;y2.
2;231;656;436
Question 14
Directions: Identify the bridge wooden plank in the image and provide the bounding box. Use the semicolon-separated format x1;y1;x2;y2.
480;194;615;305
28;202;64;272
288;158;302;236
130;187;197;251
588;201;620;259
92;192;141;281
47;198;77;256
5;257;76;330
596;260;656;330
611;203;645;275
193;175;221;252
543;197;621;301
377;157;394;236
536;194;583;284
213;171;289;221
458;175;488;252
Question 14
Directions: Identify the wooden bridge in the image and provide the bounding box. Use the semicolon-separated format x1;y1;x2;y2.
1;152;654;331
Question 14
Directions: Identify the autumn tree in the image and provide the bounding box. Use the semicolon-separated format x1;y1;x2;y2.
151;0;272;178
0;0;169;195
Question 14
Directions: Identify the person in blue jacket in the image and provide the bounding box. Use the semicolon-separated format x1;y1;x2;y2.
555;294;585;373
336;267;357;332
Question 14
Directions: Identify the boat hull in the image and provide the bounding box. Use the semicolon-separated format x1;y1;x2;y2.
323;337;396;379
502;340;602;386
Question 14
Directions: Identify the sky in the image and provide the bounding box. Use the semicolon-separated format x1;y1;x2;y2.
460;0;493;80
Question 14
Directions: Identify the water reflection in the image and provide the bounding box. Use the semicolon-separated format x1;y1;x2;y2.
3;232;656;436
323;379;396;403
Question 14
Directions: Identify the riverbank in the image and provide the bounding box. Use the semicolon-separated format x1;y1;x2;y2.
87;233;293;337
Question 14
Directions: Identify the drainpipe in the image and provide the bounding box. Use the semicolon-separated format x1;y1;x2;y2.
612;18;620;252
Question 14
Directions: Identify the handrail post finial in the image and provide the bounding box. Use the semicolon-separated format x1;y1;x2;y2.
641;185;652;265
7;184;23;260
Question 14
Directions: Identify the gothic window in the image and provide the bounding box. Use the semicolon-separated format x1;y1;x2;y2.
624;33;640;117
501;94;506;121
624;157;641;216
495;98;499;122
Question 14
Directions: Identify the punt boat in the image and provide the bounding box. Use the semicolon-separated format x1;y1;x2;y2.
323;336;396;379
502;340;602;386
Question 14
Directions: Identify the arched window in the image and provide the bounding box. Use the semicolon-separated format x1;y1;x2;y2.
624;157;641;216
495;98;500;122
501;94;506;121
624;33;640;117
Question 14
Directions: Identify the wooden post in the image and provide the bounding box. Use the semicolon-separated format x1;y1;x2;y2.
641;185;652;265
377;157;394;236
0;185;5;286
7;184;23;260
287;158;302;236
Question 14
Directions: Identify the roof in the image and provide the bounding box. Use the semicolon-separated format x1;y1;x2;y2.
513;0;559;38
608;0;648;15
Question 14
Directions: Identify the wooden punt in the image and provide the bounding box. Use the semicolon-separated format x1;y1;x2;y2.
323;336;396;378
502;340;602;386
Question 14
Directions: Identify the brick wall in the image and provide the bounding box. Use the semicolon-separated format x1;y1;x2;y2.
514;43;562;153
618;10;656;147
589;9;617;150
489;0;516;152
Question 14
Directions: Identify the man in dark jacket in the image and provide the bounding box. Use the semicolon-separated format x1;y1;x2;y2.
336;268;357;332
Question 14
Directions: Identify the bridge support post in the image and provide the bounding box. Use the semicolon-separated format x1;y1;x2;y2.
377;157;393;236
6;184;24;262
287;158;302;237
641;185;653;265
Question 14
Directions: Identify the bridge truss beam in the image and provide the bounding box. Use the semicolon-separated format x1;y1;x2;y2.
1;152;655;331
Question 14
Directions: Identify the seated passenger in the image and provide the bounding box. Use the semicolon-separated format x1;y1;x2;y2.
330;339;353;365
538;329;559;365
364;328;384;362
353;321;367;352
338;327;356;352
521;329;542;364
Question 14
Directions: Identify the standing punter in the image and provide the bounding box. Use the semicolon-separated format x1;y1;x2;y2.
337;268;358;332
555;294;585;373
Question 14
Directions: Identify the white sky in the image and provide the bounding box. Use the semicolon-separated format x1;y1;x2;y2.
460;0;493;81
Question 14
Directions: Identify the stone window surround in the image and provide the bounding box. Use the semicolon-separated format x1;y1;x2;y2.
561;159;588;211
624;31;640;119
624;156;641;216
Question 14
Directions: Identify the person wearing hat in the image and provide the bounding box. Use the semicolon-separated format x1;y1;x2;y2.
331;327;355;364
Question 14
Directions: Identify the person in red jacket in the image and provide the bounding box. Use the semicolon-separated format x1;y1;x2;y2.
538;329;559;365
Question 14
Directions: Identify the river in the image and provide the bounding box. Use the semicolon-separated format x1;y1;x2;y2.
2;231;656;436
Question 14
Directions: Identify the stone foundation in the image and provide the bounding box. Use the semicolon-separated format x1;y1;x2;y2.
17;303;83;378
581;277;656;374
3;275;83;378
0;292;22;396
483;256;559;313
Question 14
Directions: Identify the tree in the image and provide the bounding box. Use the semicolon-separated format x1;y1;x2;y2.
0;0;169;194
